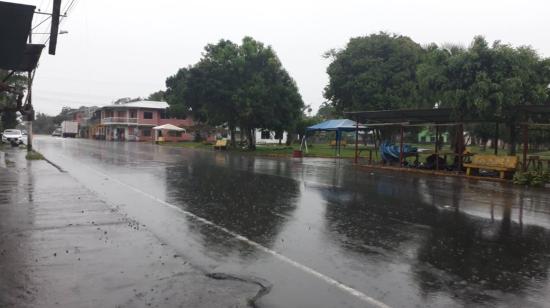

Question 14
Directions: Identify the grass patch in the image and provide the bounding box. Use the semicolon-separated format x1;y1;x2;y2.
26;150;44;160
161;141;212;149
162;141;550;166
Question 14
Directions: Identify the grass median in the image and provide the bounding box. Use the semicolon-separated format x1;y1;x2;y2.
25;150;44;160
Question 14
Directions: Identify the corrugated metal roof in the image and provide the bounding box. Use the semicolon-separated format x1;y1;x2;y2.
345;105;550;124
102;100;169;109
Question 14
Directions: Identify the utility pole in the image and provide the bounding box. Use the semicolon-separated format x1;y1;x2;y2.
27;32;33;152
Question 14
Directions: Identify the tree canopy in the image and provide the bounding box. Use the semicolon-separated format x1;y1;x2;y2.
324;33;550;153
0;69;27;130
165;37;304;149
324;32;425;113
147;90;166;102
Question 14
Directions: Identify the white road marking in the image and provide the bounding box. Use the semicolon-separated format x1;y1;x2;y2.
43;145;391;308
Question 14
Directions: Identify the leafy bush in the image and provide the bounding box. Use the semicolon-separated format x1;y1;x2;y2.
513;171;550;187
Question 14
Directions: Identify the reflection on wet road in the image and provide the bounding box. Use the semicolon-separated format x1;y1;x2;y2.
35;137;550;308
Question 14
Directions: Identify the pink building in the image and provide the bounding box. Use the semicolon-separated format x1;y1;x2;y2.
93;101;194;142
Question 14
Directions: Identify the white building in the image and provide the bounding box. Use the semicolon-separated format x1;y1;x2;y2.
226;128;288;145
255;129;288;144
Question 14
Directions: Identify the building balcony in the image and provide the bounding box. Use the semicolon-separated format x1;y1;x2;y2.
102;117;139;125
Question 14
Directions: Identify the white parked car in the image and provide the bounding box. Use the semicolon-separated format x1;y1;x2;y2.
2;129;25;145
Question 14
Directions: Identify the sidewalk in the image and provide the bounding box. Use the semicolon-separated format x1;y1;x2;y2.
0;147;262;308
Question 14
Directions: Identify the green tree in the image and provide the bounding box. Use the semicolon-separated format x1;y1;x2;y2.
165;67;192;119
147;90;166;101
33;112;57;134
324;32;425;113
428;37;550;154
294;115;321;145
166;37;304;150
316;102;338;120
0;111;17;130
1;70;27;130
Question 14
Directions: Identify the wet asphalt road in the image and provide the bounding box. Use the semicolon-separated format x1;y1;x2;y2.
34;136;550;308
0;145;262;307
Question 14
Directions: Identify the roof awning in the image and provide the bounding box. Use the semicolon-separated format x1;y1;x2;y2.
152;124;185;132
0;1;44;72
17;44;45;71
345;105;550;125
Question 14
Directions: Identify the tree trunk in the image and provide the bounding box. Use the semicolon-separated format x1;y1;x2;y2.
508;124;517;155
286;132;294;146
481;137;488;151
229;123;236;148
247;128;256;150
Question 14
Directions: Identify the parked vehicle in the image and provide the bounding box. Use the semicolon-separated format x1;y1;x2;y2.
52;128;62;137
2;129;25;146
61;121;78;138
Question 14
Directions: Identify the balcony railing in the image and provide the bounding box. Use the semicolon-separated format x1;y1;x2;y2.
102;117;138;124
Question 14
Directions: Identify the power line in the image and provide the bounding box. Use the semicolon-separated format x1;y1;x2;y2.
63;0;79;15
32;15;51;30
61;0;71;13
50;0;80;44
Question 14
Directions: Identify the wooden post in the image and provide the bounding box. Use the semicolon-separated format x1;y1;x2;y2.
435;125;439;170
354;121;359;164
399;125;404;167
522;124;529;172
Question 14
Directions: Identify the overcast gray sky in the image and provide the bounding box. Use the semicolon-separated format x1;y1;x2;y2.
13;0;550;115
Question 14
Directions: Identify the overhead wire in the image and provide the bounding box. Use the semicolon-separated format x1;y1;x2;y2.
61;0;72;15
65;0;79;15
42;0;81;45
32;15;51;30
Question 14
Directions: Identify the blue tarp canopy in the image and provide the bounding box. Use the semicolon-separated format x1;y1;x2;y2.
306;119;364;132
303;119;365;156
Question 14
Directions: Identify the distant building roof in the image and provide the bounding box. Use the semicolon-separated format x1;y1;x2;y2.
102;100;169;110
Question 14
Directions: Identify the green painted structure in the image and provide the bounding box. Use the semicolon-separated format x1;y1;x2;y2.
417;128;449;143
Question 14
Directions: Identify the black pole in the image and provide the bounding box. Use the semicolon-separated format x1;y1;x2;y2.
354;121;359;164
494;122;499;155
435;125;439;170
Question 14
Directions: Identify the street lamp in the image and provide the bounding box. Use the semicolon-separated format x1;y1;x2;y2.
32;30;69;35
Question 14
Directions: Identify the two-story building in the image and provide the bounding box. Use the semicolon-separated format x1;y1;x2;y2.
90;100;194;142
66;106;99;138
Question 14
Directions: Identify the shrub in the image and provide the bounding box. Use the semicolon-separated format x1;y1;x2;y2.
513;171;550;187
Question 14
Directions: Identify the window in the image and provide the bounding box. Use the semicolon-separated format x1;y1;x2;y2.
159;110;167;119
117;111;126;118
142;129;151;137
129;110;137;118
143;111;153;119
261;130;271;139
168;131;182;137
